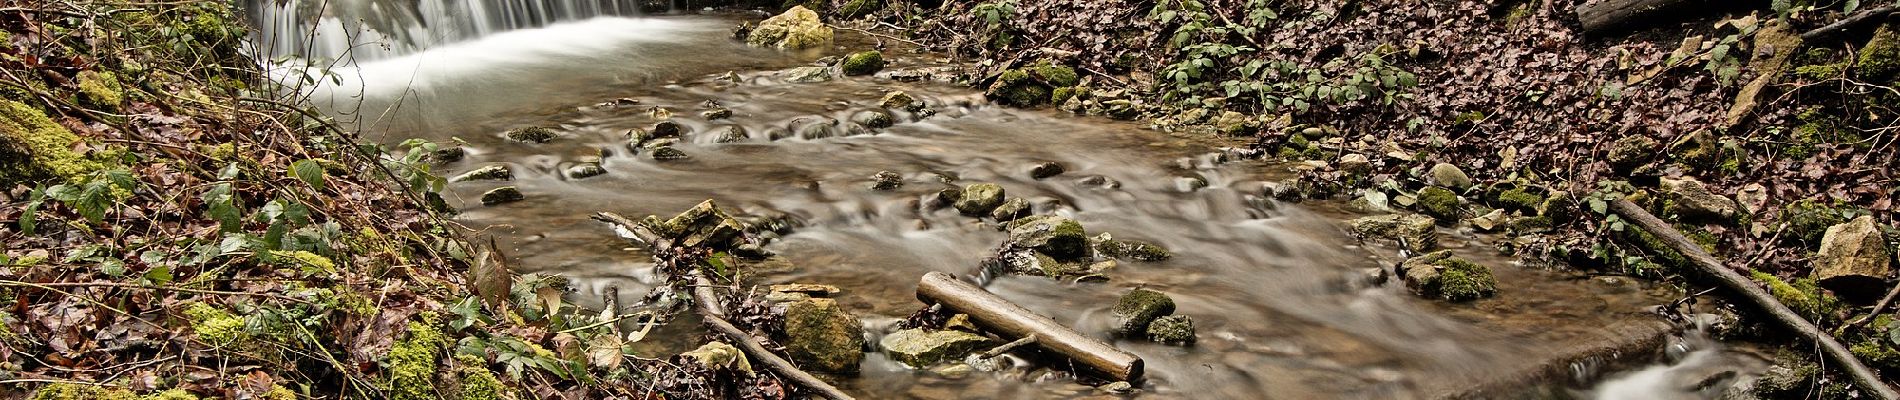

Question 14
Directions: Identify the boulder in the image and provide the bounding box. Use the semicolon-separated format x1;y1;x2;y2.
1812;216;1893;300
880;329;990;368
1428;162;1472;190
1111;288;1175;337
1660;176;1738;221
840;51;885;76
989;198;1030;222
745;6;833;50
1348;214;1437;253
1007;216;1088;259
480;186;523;206
783;66;833;83
880;91;923;111
450;164;512;182
953;183;1005;215
1146;315;1195;345
782;298;865;373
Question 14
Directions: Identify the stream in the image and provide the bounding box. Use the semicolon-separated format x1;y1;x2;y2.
248;2;1770;398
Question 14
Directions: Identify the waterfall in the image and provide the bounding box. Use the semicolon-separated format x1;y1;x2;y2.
250;0;652;62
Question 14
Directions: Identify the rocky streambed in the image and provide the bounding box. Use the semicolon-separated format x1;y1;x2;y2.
280;12;1767;399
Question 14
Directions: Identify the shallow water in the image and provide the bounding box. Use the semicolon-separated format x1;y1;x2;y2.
250;7;1768;399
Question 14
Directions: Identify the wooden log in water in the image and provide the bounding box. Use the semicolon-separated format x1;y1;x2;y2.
1610;199;1899;400
915;271;1145;382
1575;0;1700;34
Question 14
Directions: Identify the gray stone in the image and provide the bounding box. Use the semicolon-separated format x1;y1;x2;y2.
1111;288;1175;337
450;164;512;182
851;109;894;128
1348;214;1437;253
880;329;991;368
1338;153;1371;174
565;164;605;179
480;186;523;206
1661;176;1738;220
870;171;903;190
1607;136;1657;172
1007;216;1088;259
990;198;1030;222
1146;314;1195;345
783;66;833;83
782;298;865;374
1428;163;1473;190
1813;216;1893;300
954;183;1005;216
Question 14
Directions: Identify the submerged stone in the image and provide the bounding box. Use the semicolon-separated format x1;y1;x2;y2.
954;183;1005;215
851;109;894;128
565;164;606;179
1146;314;1196;345
1111;288;1175;337
450;164;512;182
481;186;523;206
746;6;833;50
1029;161;1065;179
505;126;556;143
1813;216;1893;301
783;298;866;374
880;328;991;368
841;50;885;76
870;170;903;190
650;147;689;161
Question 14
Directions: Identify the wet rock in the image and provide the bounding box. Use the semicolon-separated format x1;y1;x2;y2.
954;183;1005;216
932;363;974;379
1813;216;1893;301
1102;99;1140;120
480;186;523;206
655;200;746;249
565;164;606;179
840;50;885;76
733;243;774;259
682;341;752;373
880;329;991;368
1111;288;1176;337
870;170;903;190
745;6;832;50
651;120;687;138
1029;162;1065;179
1098;381;1135;394
1469;209;1507;232
505;126;555;143
796;121;837;139
1399;251;1497;302
1174;175;1209;192
701;107;732;120
429;146;465;164
1146;315;1196;345
990;198;1030;222
783;66;833;83
1607;136;1657;172
650;147;689;161
842;122;877;136
984;61;1079;107
1075;175;1121;190
881;91;924;111
1660;176;1738;221
783;298;865;374
1092;233;1171;261
1427;162;1472;190
763;126;794;141
1416;187;1461;221
1350;214;1437;253
713;126;749;143
851;109;893;128
1007;216;1088;259
929;187;962;209
1337;153;1371;174
450;164;512;182
1212;111;1249;135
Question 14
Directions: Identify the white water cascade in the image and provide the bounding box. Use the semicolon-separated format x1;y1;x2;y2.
250;0;655;62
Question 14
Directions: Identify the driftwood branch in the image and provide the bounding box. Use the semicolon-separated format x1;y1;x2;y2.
1575;0;1699;34
915;271;1145;381
693;276;856;400
1610;199;1898;400
1850;282;1900;331
978;334;1038;359
1802;4;1900;43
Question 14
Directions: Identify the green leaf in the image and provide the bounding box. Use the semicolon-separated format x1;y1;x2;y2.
144;265;173;285
100;259;126;277
204;183;242;233
20;187;44;235
291;159;327;191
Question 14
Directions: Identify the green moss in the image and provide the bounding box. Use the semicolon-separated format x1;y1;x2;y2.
1494;188;1543;213
1795;62;1847;80
504;127;555;143
76;71;123;109
270;250;335;271
1029;61;1080;87
1417;187;1460;221
840;50;884;76
29;383;137;400
987;69;1048;106
838;0;880;18
388;319;449;400
1540;191;1576;223
1781;198;1870;246
145;389;200;400
1433;257;1496;301
1751;270;1841;320
1051;86;1081;105
456;355;507;400
1858;23;1900;83
1854;340;1900;372
183;303;244;347
1;99;106;183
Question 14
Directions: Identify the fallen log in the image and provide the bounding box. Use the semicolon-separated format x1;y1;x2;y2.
1610;198;1899;400
915;271;1145;382
1576;0;1700;34
693;276;856;400
1802;4;1900;43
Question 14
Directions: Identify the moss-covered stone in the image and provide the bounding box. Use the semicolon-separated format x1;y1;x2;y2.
1007;216;1088;259
146;389;201;400
1093;235;1172;261
455;354;507;400
984;61;1078;107
388;320;448;400
29;383;138;400
1751;270;1841;321
747;6;833;50
1349;213;1438;253
183;302;244;346
1434;257;1497;302
1111;288;1175;337
76;70;124;109
841;51;884;76
1540;191;1576;223
954;183;1005;215
1858;22;1900;83
1030;61;1080;87
1050;86;1081;105
1494;188;1543;213
1145;314;1195;345
1;99;106;183
838;0;881;18
504;126;555;143
480;186;524;206
1416;187;1460;222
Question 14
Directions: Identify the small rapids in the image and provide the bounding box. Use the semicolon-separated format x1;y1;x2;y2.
246;3;1772;398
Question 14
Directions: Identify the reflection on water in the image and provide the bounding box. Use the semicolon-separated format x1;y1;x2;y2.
252;8;1766;398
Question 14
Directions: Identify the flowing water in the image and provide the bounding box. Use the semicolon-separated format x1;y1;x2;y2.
248;3;1772;398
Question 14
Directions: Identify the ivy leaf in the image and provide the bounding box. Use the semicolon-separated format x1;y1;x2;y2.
204;183;242;233
291;159;327;191
20;187;44;235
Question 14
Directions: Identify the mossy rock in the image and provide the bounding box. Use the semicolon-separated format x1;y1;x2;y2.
481;186;524;206
387;320;449;400
954;183;1005;215
1007;215;1088;259
1433;257;1497;302
505;126;556;143
1092;234;1172;261
1;99;107;183
782;298;866;373
984;61;1079;107
841;51;885;76
1111;288;1176;337
1750;270;1842;321
76;70;124;109
1858;22;1900;84
1416;187;1461;222
1493;188;1543;214
747;6;834;50
838;0;881;18
1146;314;1196;345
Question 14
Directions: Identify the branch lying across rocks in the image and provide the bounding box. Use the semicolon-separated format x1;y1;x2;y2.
1801;4;1900;43
693;275;857;400
916;271;1146;381
1610;198;1899;400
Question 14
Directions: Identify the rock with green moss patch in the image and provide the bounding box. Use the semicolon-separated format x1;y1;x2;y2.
746;6;833;50
682;341;753;373
450;164;512;182
1782;199;1869;246
841;50;885;76
1145;314;1195;345
1091;233;1172;261
28;383;139;400
1007;216;1088;259
76;70;124;109
1540;191;1577;223
984;61;1079;107
1858;22;1900;83
1752;270;1841;320
1349;213;1438;253
880;328;990;368
954;183;1005;215
505;126;556;143
1493;188;1543;213
456;355;507;400
480;186;524;206
183;303;245;347
1;99;106;183
1416;187;1461;221
1606;135;1657;172
851;109;893;128
1111;288;1175;337
1812;216;1892;301
989;197;1030;222
783;298;866;373
1398;251;1496;301
1659;176;1737;221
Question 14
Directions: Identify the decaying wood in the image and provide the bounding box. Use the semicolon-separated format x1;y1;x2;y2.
693;276;856;400
591;211;665;246
915;271;1145;381
978;334;1038;360
1611;199;1899;400
1575;0;1699;34
1801;4;1900;43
